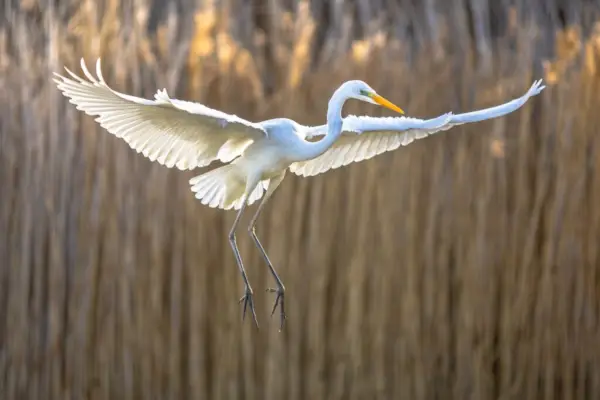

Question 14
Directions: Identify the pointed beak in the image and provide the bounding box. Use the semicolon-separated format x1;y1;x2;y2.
369;93;405;114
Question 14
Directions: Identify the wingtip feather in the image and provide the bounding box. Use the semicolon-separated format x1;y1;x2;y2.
96;58;106;84
80;58;98;83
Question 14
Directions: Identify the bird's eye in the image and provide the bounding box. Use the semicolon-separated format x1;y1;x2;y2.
359;89;369;96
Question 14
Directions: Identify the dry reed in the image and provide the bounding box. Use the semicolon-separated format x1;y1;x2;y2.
2;0;600;399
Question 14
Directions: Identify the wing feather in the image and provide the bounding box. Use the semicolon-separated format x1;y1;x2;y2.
290;79;545;177
290;112;453;176
53;58;266;170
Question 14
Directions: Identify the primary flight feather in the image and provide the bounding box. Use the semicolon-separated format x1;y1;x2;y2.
53;58;545;331
56;58;266;171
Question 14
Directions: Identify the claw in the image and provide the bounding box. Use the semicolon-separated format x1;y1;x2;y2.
239;287;259;328
266;287;286;331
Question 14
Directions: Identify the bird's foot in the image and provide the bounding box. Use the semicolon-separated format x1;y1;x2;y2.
266;285;286;331
239;286;259;328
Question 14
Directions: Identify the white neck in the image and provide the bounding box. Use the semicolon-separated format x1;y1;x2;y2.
296;88;347;161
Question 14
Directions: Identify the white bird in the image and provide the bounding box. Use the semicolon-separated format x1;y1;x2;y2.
53;58;545;330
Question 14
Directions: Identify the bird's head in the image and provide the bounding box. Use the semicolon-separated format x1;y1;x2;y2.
341;80;405;115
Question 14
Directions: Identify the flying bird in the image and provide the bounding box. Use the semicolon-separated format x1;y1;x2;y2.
53;58;545;331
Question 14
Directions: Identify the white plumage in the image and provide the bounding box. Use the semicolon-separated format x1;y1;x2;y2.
55;58;265;171
290;113;453;176
53;58;545;330
291;79;545;176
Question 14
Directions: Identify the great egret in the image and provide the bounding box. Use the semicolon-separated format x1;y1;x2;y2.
53;58;545;331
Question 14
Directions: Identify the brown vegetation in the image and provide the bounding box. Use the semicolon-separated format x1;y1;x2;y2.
2;0;600;399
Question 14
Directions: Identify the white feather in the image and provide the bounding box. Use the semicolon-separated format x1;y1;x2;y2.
189;165;270;210
290;79;545;177
53;58;267;171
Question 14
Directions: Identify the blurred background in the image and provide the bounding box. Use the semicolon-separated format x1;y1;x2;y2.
2;0;600;399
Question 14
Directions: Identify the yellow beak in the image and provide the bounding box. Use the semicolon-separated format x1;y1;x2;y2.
370;93;405;114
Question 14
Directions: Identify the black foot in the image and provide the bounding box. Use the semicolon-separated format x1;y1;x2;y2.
239;287;259;328
266;286;286;331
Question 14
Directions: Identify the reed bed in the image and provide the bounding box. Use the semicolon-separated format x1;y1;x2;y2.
2;0;600;399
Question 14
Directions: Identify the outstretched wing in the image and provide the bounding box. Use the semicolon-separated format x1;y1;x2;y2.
53;58;267;170
291;113;454;177
290;79;545;177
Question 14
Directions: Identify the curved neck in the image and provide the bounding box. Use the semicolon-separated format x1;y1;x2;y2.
298;90;346;160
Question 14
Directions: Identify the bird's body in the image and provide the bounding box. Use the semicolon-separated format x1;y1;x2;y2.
188;118;304;210
233;118;302;175
53;58;545;330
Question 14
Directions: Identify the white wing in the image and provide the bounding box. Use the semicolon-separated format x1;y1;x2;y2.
290;79;545;177
53;58;267;170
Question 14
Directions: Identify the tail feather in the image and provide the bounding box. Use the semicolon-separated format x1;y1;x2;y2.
189;165;269;210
